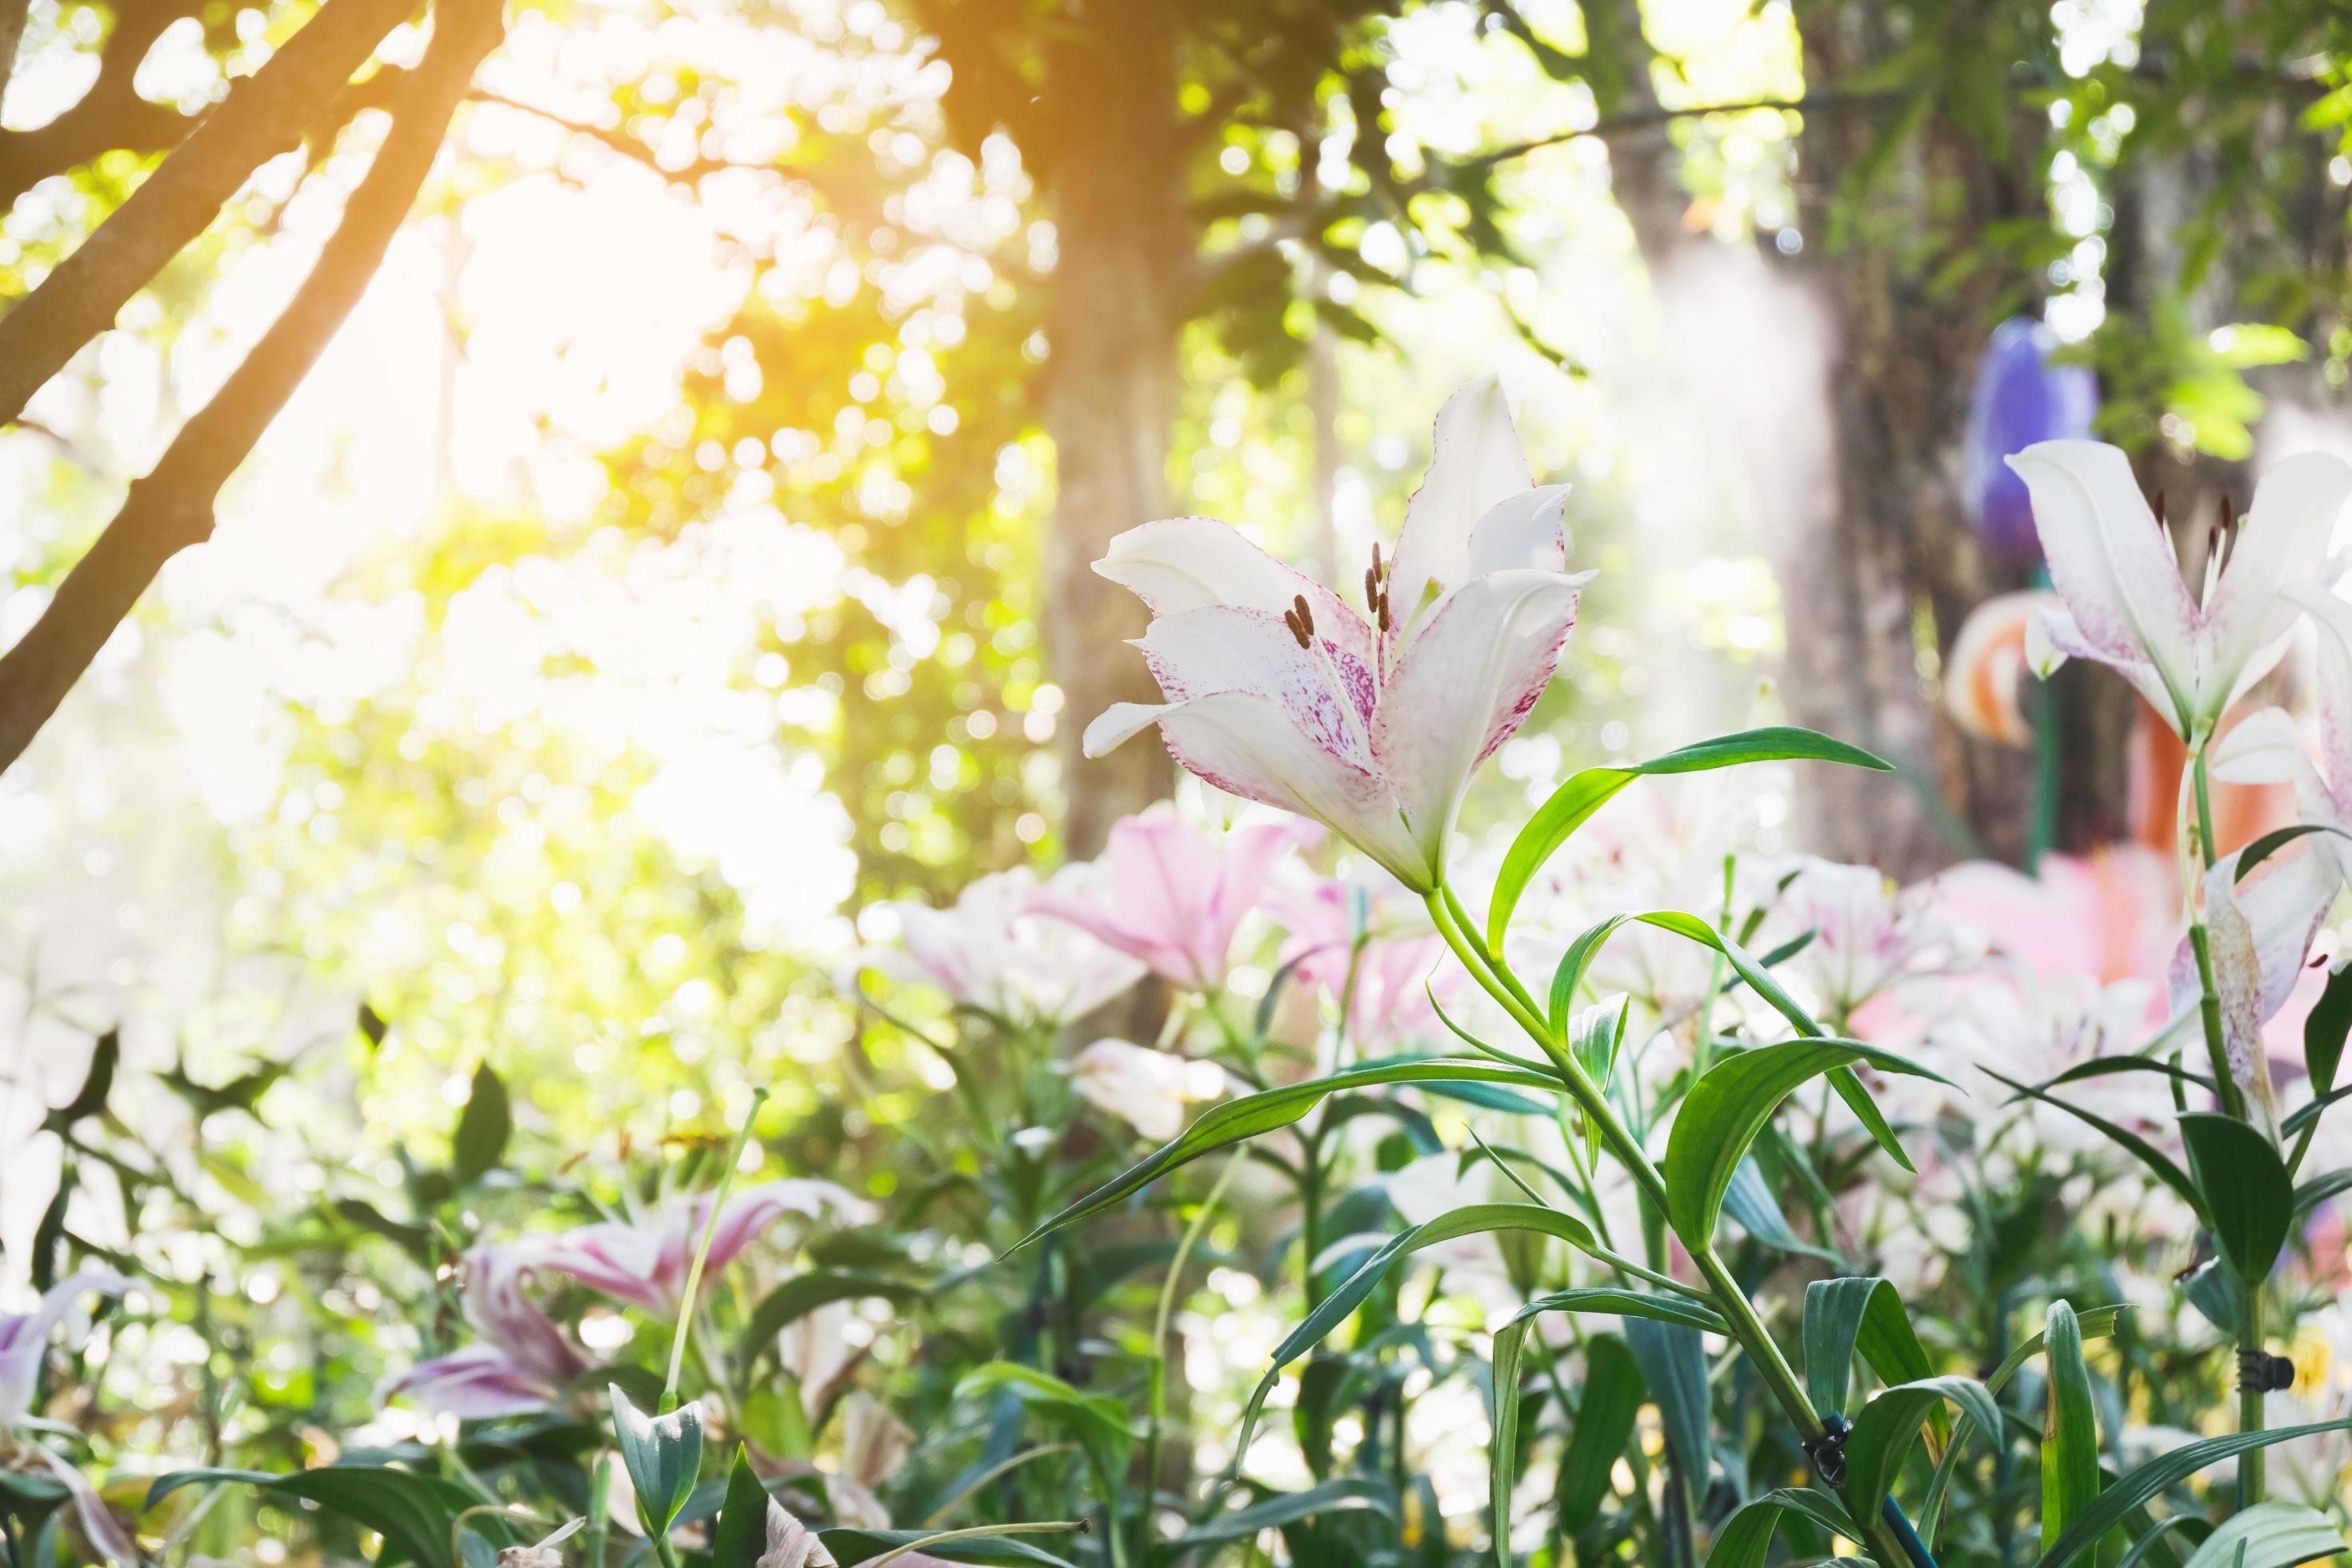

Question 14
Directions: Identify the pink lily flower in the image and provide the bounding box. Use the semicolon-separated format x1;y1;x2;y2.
1083;375;1593;892
859;868;1146;1026
2006;441;2352;741
537;1179;872;1317
0;1270;127;1432
1272;876;1451;1050
377;1242;588;1419
2;1269;140;1564
1923;845;2177;1002
1027;808;1312;990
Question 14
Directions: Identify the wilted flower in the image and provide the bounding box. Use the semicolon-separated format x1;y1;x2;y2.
378;1242;587;1418
755;1495;836;1568
2008;441;2352;742
2166;844;2341;1138
1083;375;1593;892
1944;590;2063;746
539;1180;872;1317
496;1518;584;1568
1028;807;1311;990
858;868;1146;1026
1069;1038;1225;1142
0;1270;138;1566
1962;317;2100;566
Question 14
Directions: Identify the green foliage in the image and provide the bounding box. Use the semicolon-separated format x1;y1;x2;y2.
2038;1302;2101;1559
1665;1038;1942;1250
454;1062;512;1185
610;1385;705;1538
2178;1113;2294;1284
145;1466;486;1568
1486;727;1890;951
1803;1277;1936;1422
711;1446;773;1568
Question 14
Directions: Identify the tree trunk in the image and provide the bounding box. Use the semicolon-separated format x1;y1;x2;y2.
1038;15;1183;858
1772;7;2134;879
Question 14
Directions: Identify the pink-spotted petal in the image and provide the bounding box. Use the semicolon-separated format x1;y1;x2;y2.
2029;600;2178;721
1130;605;1380;769
1374;568;1587;879
2286;582;2352;807
1387;376;1534;628
1111;688;1428;889
2170;846;2341;1134
2007;441;2199;725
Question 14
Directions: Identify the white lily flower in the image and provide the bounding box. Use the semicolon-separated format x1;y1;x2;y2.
2006;440;2352;741
1083;375;1593;891
1069;1038;1224;1142
2214;583;2352;886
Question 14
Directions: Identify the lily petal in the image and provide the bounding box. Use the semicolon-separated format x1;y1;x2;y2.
2208;707;2318;793
34;1442;140;1565
1374;567;1588;879
377;1344;562;1418
1387;375;1533;627
2286;582;2352;809
1466;484;1571;577
757;1495;838;1568
2008;441;2200;726
1130;605;1380;768
463;1244;588;1392
2172;846;2342;1136
1097;516;1358;628
0;1269;127;1431
1106;687;1428;888
2203;451;2352;698
2029;599;2178;719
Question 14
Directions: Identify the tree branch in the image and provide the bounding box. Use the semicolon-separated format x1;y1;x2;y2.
0;0;422;428
0;0;34;120
0;0;504;774
466;86;878;219
0;0;207;206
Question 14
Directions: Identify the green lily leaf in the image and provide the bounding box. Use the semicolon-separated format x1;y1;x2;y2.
610;1384;703;1539
1488;726;1889;950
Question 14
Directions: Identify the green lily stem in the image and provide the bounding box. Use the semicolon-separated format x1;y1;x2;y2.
2186;743;2267;1508
2239;1279;2267;1510
1423;889;1926;1568
1140;1155;1241;1565
662;1086;770;1411
2185;926;2246;1123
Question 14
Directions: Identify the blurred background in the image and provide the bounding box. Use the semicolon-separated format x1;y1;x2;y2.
5;0;2352;1282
